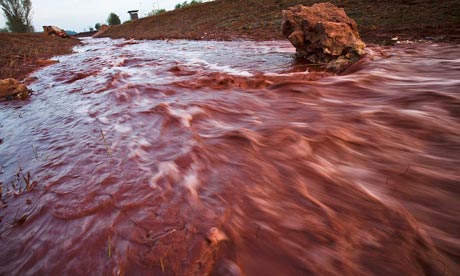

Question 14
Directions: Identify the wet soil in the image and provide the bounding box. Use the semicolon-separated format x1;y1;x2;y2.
0;33;80;80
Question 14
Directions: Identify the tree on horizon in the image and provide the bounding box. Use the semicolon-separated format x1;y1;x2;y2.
107;13;121;26
0;0;34;33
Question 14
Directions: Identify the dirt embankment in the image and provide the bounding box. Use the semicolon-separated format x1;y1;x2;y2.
99;0;460;43
0;33;80;80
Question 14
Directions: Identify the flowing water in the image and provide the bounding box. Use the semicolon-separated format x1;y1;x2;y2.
0;38;459;275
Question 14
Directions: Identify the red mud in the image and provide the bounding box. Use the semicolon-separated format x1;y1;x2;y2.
0;39;459;275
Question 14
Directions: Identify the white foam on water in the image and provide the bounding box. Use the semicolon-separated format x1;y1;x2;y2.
74;105;90;115
182;165;200;197
184;57;253;77
113;124;132;134
150;162;180;189
399;109;428;117
321;98;345;104
137;138;151;148
289;122;310;128
264;71;311;77
127;146;149;162
206;63;253;77
169;106;204;128
198;119;239;138
97;117;110;125
126;136;152;162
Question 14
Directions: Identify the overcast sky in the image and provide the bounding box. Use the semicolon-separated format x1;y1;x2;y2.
0;0;194;32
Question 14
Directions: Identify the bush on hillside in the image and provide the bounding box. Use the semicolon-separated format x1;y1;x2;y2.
175;0;202;10
148;9;166;16
107;13;121;26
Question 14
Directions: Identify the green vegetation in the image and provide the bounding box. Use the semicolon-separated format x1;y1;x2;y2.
95;23;101;31
107;12;121;26
175;0;202;10
148;8;166;16
0;0;34;33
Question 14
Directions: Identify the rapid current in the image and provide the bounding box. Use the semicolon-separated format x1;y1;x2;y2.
0;38;459;275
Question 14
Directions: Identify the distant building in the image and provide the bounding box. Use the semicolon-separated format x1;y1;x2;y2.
128;10;139;20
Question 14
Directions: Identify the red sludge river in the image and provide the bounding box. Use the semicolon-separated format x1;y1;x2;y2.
0;38;459;275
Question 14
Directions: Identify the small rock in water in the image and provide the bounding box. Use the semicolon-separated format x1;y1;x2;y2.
282;2;366;72
206;227;227;245
0;78;31;100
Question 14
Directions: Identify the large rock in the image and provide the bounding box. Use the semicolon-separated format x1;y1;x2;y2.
43;26;70;38
0;78;30;100
282;2;366;71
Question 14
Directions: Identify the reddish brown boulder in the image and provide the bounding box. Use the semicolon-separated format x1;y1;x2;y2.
0;78;30;100
282;2;366;71
43;26;70;38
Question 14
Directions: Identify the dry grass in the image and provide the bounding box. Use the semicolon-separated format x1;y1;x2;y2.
99;0;460;43
0;161;37;202
0;33;80;80
100;129;113;158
